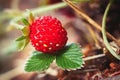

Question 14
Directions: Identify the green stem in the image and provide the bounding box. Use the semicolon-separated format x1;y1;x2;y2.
10;2;67;29
32;2;67;15
102;0;120;60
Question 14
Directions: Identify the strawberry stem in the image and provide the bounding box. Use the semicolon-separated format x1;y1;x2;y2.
10;2;67;29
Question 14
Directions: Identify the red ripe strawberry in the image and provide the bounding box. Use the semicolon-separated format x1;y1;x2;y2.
29;16;68;53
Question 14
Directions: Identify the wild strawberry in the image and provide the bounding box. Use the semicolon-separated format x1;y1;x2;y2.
29;16;68;53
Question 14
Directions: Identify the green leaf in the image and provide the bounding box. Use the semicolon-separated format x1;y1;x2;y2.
25;51;55;72
56;43;84;70
16;36;26;41
21;18;30;26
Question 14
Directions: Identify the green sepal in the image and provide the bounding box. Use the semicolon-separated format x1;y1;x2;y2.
25;51;55;72
28;11;34;24
16;36;30;51
21;26;30;36
56;43;84;70
16;36;26;41
26;9;34;24
21;18;30;26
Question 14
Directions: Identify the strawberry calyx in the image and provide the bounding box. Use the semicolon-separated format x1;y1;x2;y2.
16;11;34;51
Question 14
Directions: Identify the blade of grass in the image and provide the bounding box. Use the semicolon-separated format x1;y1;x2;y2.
102;0;120;60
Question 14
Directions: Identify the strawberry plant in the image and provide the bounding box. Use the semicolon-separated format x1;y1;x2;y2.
15;12;84;72
3;0;119;79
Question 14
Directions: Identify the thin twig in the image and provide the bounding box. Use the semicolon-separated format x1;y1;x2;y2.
86;24;101;48
83;54;105;61
63;0;120;47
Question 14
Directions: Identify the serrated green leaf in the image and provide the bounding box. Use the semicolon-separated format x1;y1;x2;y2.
25;51;55;72
21;18;30;26
56;43;84;70
16;36;26;41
